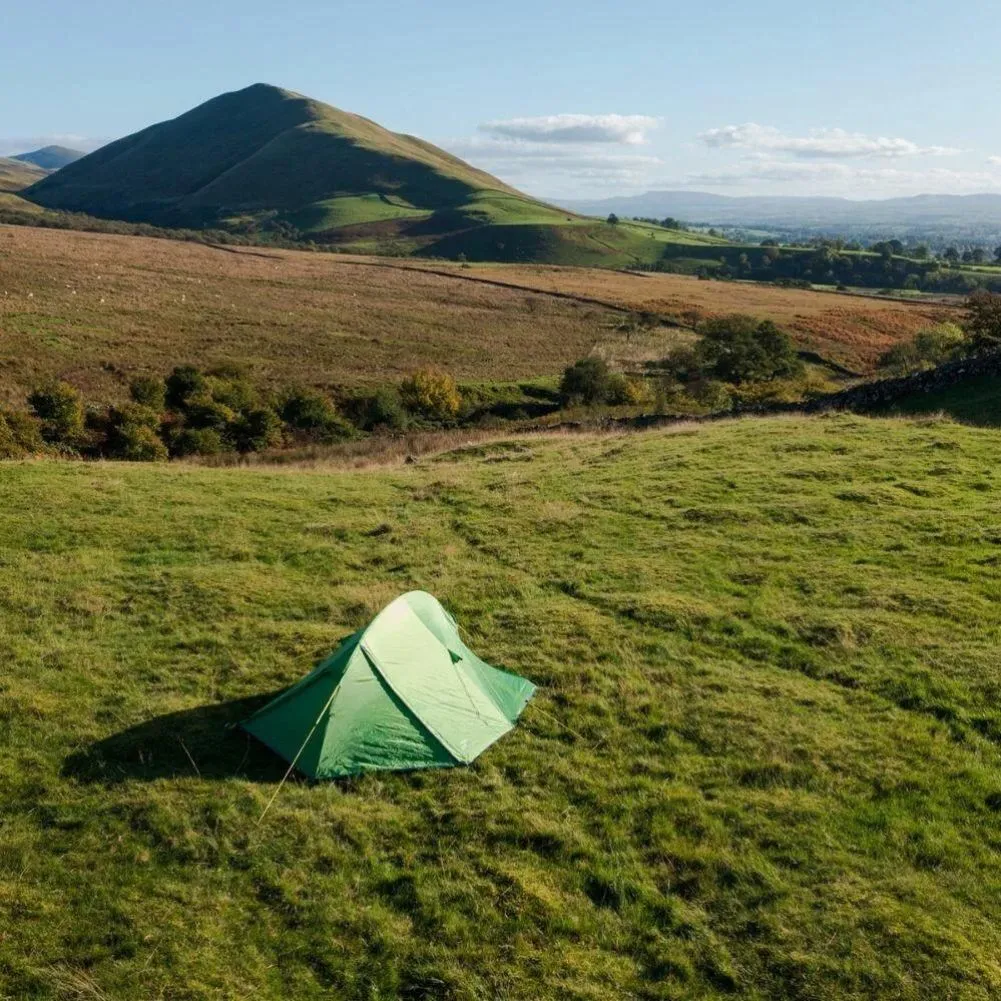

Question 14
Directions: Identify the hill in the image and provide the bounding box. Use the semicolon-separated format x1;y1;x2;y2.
0;223;953;405
0;156;47;192
4;414;1001;999
12;145;86;170
561;190;1001;245
23;84;727;266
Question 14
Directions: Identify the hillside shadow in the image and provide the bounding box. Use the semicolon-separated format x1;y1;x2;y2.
62;692;290;785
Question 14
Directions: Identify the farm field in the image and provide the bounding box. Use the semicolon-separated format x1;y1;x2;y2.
0;224;959;407
3;414;1001;999
419;261;959;372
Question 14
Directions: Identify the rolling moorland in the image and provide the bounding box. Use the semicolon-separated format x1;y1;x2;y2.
0;223;956;407
4;416;1001;1000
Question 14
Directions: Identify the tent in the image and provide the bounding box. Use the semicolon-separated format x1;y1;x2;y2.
242;591;536;778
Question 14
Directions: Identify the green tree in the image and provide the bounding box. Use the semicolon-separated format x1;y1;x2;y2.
559;356;611;405
695;315;802;384
965;290;1001;352
606;213;620;225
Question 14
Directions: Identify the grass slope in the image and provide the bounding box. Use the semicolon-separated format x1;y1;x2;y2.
25;85;564;237
875;371;1001;425
0;224;623;405
4;415;1001;999
0;157;47;193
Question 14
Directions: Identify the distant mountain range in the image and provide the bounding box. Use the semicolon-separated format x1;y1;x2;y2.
559;191;1001;245
13;145;86;171
21;84;725;266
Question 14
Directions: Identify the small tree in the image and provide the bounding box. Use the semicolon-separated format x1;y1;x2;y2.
231;407;283;452
399;369;462;422
0;410;45;458
965;290;1001;353
559;356;611;405
606;213;620;225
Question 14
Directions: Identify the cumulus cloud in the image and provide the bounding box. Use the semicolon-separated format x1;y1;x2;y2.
698;123;961;159
0;134;106;156
480;114;659;145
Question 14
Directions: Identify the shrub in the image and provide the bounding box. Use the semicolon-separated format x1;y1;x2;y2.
170;428;224;458
606;374;654;406
687;379;733;412
278;387;353;441
231;407;283;452
696;315;802;384
104;403;168;461
112;423;169;462
559;357;611;405
356;387;409;431
0;410;46;458
0;414;26;459
399;368;462;422
165;366;206;410
184;396;237;434
205;375;257;412
28;381;85;446
878;323;967;374
129;376;166;411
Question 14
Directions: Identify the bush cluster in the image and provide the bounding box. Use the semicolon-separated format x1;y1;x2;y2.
7;365;464;462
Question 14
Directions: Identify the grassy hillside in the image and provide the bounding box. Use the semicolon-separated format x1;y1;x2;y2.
3;415;1001;999
0;224;625;405
24;85;567;241
0;224;953;406
0;157;47;193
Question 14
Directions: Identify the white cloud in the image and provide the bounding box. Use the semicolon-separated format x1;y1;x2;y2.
480;114;659;145
988;156;1001;166
698;123;961;159
678;157;1001;197
0;135;106;156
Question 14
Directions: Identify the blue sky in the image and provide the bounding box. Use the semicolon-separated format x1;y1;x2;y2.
4;0;1001;199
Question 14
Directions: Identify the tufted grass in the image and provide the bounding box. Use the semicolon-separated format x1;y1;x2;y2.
2;414;1001;999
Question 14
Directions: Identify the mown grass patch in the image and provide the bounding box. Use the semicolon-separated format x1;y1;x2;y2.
2;414;1001;999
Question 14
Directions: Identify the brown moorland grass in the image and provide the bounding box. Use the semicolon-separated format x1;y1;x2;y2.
420;261;959;371
0;225;623;404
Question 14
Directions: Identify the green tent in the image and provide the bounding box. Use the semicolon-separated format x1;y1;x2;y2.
242;591;535;778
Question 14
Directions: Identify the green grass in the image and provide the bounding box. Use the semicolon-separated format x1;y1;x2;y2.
4;414;1001;998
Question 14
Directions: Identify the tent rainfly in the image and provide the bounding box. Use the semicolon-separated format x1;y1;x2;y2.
242;591;536;778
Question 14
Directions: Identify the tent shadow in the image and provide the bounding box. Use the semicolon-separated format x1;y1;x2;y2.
62;692;291;785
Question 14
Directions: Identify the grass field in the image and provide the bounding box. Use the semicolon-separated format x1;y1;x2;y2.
0;224;957;407
3;414;1001;999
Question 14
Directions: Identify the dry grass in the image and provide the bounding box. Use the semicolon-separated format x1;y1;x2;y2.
421;262;960;371
0;225;620;404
